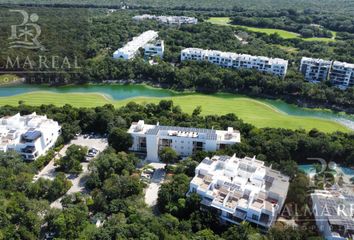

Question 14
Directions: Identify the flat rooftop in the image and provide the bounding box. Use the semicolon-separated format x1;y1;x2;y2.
182;48;288;65
128;120;241;142
114;30;158;55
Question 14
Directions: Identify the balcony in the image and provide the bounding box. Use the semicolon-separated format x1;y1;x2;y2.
158;138;172;150
21;146;36;154
259;213;271;226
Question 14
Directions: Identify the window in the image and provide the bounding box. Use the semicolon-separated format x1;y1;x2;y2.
252;214;259;221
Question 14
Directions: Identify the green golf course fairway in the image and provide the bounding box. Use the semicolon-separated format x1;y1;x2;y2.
207;17;336;42
0;91;349;133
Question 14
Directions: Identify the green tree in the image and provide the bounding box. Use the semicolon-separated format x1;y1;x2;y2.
159;147;178;165
86;150;138;189
55;145;87;174
157;173;190;215
192;106;202;116
102;174;143;200
108;128;133;152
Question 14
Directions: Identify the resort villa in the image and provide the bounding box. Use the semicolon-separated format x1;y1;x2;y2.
133;14;198;25
0;113;61;160
113;30;164;60
181;48;288;78
128;120;241;162
300;57;354;89
189;154;290;230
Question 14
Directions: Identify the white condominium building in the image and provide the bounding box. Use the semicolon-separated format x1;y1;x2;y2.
180;48;288;78
113;30;159;60
300;57;354;89
330;61;354;89
144;40;164;58
133;14;198;25
189;154;289;230
300;57;332;83
311;190;354;240
128;120;241;162
0;113;61;161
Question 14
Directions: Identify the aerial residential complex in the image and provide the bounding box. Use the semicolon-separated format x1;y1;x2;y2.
181;48;288;78
300;57;354;88
300;57;332;83
330;61;354;89
189;154;290;230
311;190;354;240
113;30;164;60
128;120;241;162
133;14;198;25
0;113;61;161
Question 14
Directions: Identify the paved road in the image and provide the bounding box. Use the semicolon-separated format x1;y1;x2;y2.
144;163;166;207
34;145;69;181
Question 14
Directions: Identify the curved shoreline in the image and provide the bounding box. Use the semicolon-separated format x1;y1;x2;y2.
2;82;353;121
0;88;351;133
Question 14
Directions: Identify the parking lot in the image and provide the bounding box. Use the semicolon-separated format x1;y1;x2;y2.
71;135;108;152
32;135;108;208
34;135;108;181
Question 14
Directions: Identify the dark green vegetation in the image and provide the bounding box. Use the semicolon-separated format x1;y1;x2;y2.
1;100;351;238
55;144;88;174
0;151;72;239
1;0;354;16
0;7;89;81
228;8;354;39
107;128;133;152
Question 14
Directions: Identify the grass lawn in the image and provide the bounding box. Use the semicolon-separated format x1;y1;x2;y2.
302;36;336;42
275;45;299;53
207;17;336;42
237;25;299;39
0;91;349;133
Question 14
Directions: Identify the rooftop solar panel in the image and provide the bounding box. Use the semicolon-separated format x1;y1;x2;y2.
264;175;275;183
202;159;213;165
22;131;42;140
145;125;218;139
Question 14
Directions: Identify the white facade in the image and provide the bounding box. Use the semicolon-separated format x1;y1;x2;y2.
133;14;198;25
128;120;241;162
300;57;332;83
0;113;61;161
144;40;164;58
113;30;158;60
181;48;288;78
300;57;354;89
311;190;354;240
189;154;289;230
330;61;354;89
